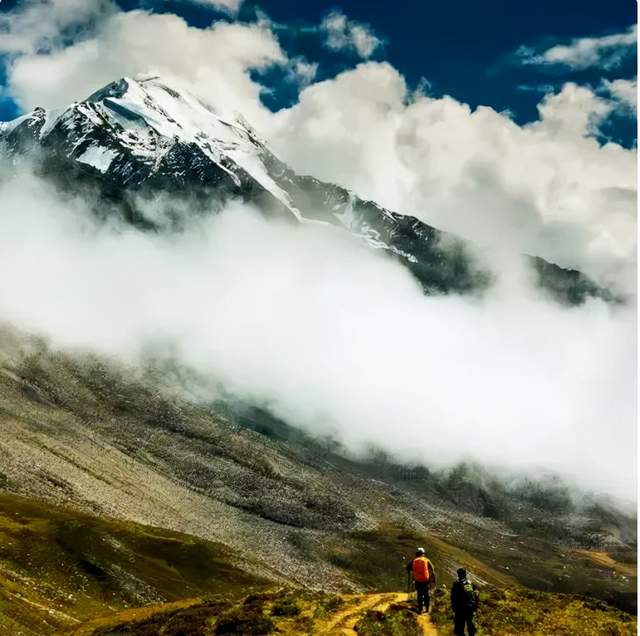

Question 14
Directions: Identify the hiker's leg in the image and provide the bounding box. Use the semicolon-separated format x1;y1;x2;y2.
424;588;430;613
453;613;466;636
467;613;477;636
416;583;426;613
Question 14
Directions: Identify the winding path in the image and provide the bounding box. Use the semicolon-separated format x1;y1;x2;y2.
318;592;438;635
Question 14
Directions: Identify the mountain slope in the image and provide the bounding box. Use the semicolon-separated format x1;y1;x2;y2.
0;491;634;636
0;484;633;636
0;75;612;303
0;492;265;635
0;328;635;617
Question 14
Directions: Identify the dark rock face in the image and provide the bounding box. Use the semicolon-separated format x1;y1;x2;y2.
1;107;47;154
531;256;615;305
0;76;613;303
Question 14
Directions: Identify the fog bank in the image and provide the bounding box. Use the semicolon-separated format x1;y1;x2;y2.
0;170;635;501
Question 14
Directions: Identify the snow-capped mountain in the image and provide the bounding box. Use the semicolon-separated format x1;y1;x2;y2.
1;77;301;215
0;75;609;303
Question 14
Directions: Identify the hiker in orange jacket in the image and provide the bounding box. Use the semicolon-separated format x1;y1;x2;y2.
406;547;436;614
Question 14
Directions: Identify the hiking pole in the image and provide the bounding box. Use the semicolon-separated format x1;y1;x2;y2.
402;557;410;594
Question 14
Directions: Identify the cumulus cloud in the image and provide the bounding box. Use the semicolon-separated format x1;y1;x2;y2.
268;63;636;293
4;8;287;127
516;26;637;70
602;77;637;110
186;0;244;14
321;10;381;59
0;168;635;502
0;0;114;55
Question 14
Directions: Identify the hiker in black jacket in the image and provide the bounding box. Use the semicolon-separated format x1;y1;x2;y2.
450;568;479;635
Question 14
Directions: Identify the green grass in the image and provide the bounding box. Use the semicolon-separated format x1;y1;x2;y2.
429;585;637;636
88;589;328;635
311;593;344;619
91;601;229;636
77;585;639;635
0;493;635;636
354;605;418;635
0;493;266;634
324;523;515;592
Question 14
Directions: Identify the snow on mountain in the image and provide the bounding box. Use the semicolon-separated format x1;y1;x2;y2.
76;145;119;172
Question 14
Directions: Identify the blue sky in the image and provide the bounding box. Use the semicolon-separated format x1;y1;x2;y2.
240;0;636;123
0;0;636;146
127;0;636;145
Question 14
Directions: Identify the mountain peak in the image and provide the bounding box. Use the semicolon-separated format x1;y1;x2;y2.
0;73;300;218
85;74;256;139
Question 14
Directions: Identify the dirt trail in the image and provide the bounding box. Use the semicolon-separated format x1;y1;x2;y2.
319;592;403;634
71;592;439;635
319;592;438;635
416;611;439;635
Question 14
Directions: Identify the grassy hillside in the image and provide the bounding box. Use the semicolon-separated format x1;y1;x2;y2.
429;585;637;636
74;586;638;635
0;492;635;635
0;493;265;635
321;524;516;591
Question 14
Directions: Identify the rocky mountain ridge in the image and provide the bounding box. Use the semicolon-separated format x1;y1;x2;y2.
0;75;612;303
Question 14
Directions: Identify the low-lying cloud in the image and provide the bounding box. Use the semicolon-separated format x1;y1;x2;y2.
0;168;635;502
268;64;637;295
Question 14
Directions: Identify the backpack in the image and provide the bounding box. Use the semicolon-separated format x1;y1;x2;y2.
412;557;431;583
461;580;478;611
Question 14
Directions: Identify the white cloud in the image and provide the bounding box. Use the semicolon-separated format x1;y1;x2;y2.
602;77;637;110
285;57;318;87
0;171;635;501
0;0;115;55
5;9;286;127
186;0;244;14
321;10;381;59
268;64;637;293
518;26;637;70
535;81;613;136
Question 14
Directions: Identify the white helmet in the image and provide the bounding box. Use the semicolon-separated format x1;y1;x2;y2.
416;547;425;555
